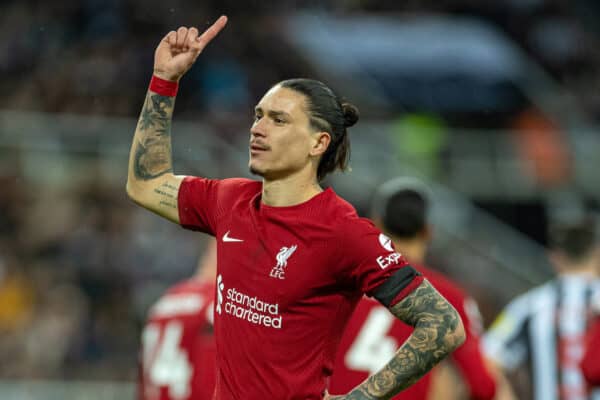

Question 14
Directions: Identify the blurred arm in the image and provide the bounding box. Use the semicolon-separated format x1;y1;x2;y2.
426;361;466;400
486;358;518;400
449;297;497;400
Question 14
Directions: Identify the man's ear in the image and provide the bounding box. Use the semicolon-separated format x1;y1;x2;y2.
310;132;331;157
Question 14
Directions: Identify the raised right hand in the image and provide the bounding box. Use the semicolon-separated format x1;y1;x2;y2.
153;15;228;82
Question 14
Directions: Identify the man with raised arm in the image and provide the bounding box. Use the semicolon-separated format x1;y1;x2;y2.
126;16;465;400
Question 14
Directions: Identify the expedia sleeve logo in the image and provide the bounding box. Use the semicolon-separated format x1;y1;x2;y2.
215;274;282;329
376;253;402;269
378;234;394;252
376;234;402;269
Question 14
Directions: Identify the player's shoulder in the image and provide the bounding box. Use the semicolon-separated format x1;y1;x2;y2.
327;192;374;231
334;216;380;253
214;177;261;199
501;280;555;317
165;278;213;295
326;193;392;254
183;176;261;197
313;189;372;233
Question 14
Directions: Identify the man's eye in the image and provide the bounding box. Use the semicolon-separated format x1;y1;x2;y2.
254;114;262;121
274;117;285;124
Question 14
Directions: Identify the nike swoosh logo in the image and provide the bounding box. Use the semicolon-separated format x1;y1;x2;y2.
223;231;244;243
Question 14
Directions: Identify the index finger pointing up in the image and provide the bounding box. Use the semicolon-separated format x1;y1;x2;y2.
194;15;228;51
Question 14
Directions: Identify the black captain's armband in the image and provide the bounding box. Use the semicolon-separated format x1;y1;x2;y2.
373;266;421;307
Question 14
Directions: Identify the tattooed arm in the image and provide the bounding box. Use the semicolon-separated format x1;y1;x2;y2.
329;280;465;400
126;18;228;222
126;88;183;222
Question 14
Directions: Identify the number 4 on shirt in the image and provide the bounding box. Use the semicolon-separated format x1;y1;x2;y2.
345;307;398;375
142;321;193;399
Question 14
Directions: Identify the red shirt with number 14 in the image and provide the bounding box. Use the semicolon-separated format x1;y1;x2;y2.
139;279;216;400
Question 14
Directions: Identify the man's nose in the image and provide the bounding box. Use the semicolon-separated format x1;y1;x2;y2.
251;120;267;137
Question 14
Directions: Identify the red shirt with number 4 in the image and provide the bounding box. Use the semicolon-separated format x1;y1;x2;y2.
329;265;497;400
139;279;216;400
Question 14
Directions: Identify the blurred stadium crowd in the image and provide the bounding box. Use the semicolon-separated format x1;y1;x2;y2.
1;0;600;390
2;0;600;118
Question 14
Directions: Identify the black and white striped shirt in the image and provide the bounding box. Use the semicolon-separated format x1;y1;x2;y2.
484;274;600;400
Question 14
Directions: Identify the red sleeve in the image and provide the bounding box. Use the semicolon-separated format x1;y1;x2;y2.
178;176;221;234
581;316;600;386
178;177;257;235
341;218;424;303
430;275;496;400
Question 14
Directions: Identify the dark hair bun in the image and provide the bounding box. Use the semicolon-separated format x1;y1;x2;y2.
341;102;359;128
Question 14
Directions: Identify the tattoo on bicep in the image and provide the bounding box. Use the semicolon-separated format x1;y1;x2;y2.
133;93;175;180
159;200;177;209
348;281;462;399
154;181;179;210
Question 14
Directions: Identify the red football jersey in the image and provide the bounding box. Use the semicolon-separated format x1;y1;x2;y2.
329;265;496;400
139;279;216;400
178;177;424;400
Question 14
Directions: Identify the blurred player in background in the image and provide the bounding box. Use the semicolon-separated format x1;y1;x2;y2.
484;217;600;400
138;239;217;400
126;17;465;400
329;177;509;400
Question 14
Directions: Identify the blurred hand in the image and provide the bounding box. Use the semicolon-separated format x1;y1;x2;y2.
153;16;228;82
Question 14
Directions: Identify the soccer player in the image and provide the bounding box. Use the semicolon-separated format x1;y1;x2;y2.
328;178;502;400
138;239;217;400
126;17;465;400
484;217;600;400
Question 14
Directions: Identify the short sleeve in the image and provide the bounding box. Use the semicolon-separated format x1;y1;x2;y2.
341;218;424;304
178;176;258;235
178;176;221;234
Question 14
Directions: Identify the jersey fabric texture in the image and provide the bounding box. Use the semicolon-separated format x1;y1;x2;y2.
329;264;496;400
581;290;600;387
483;275;600;400
178;177;424;400
139;279;216;400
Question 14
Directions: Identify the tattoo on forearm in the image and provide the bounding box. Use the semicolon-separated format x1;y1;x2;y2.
346;281;463;399
133;92;175;180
